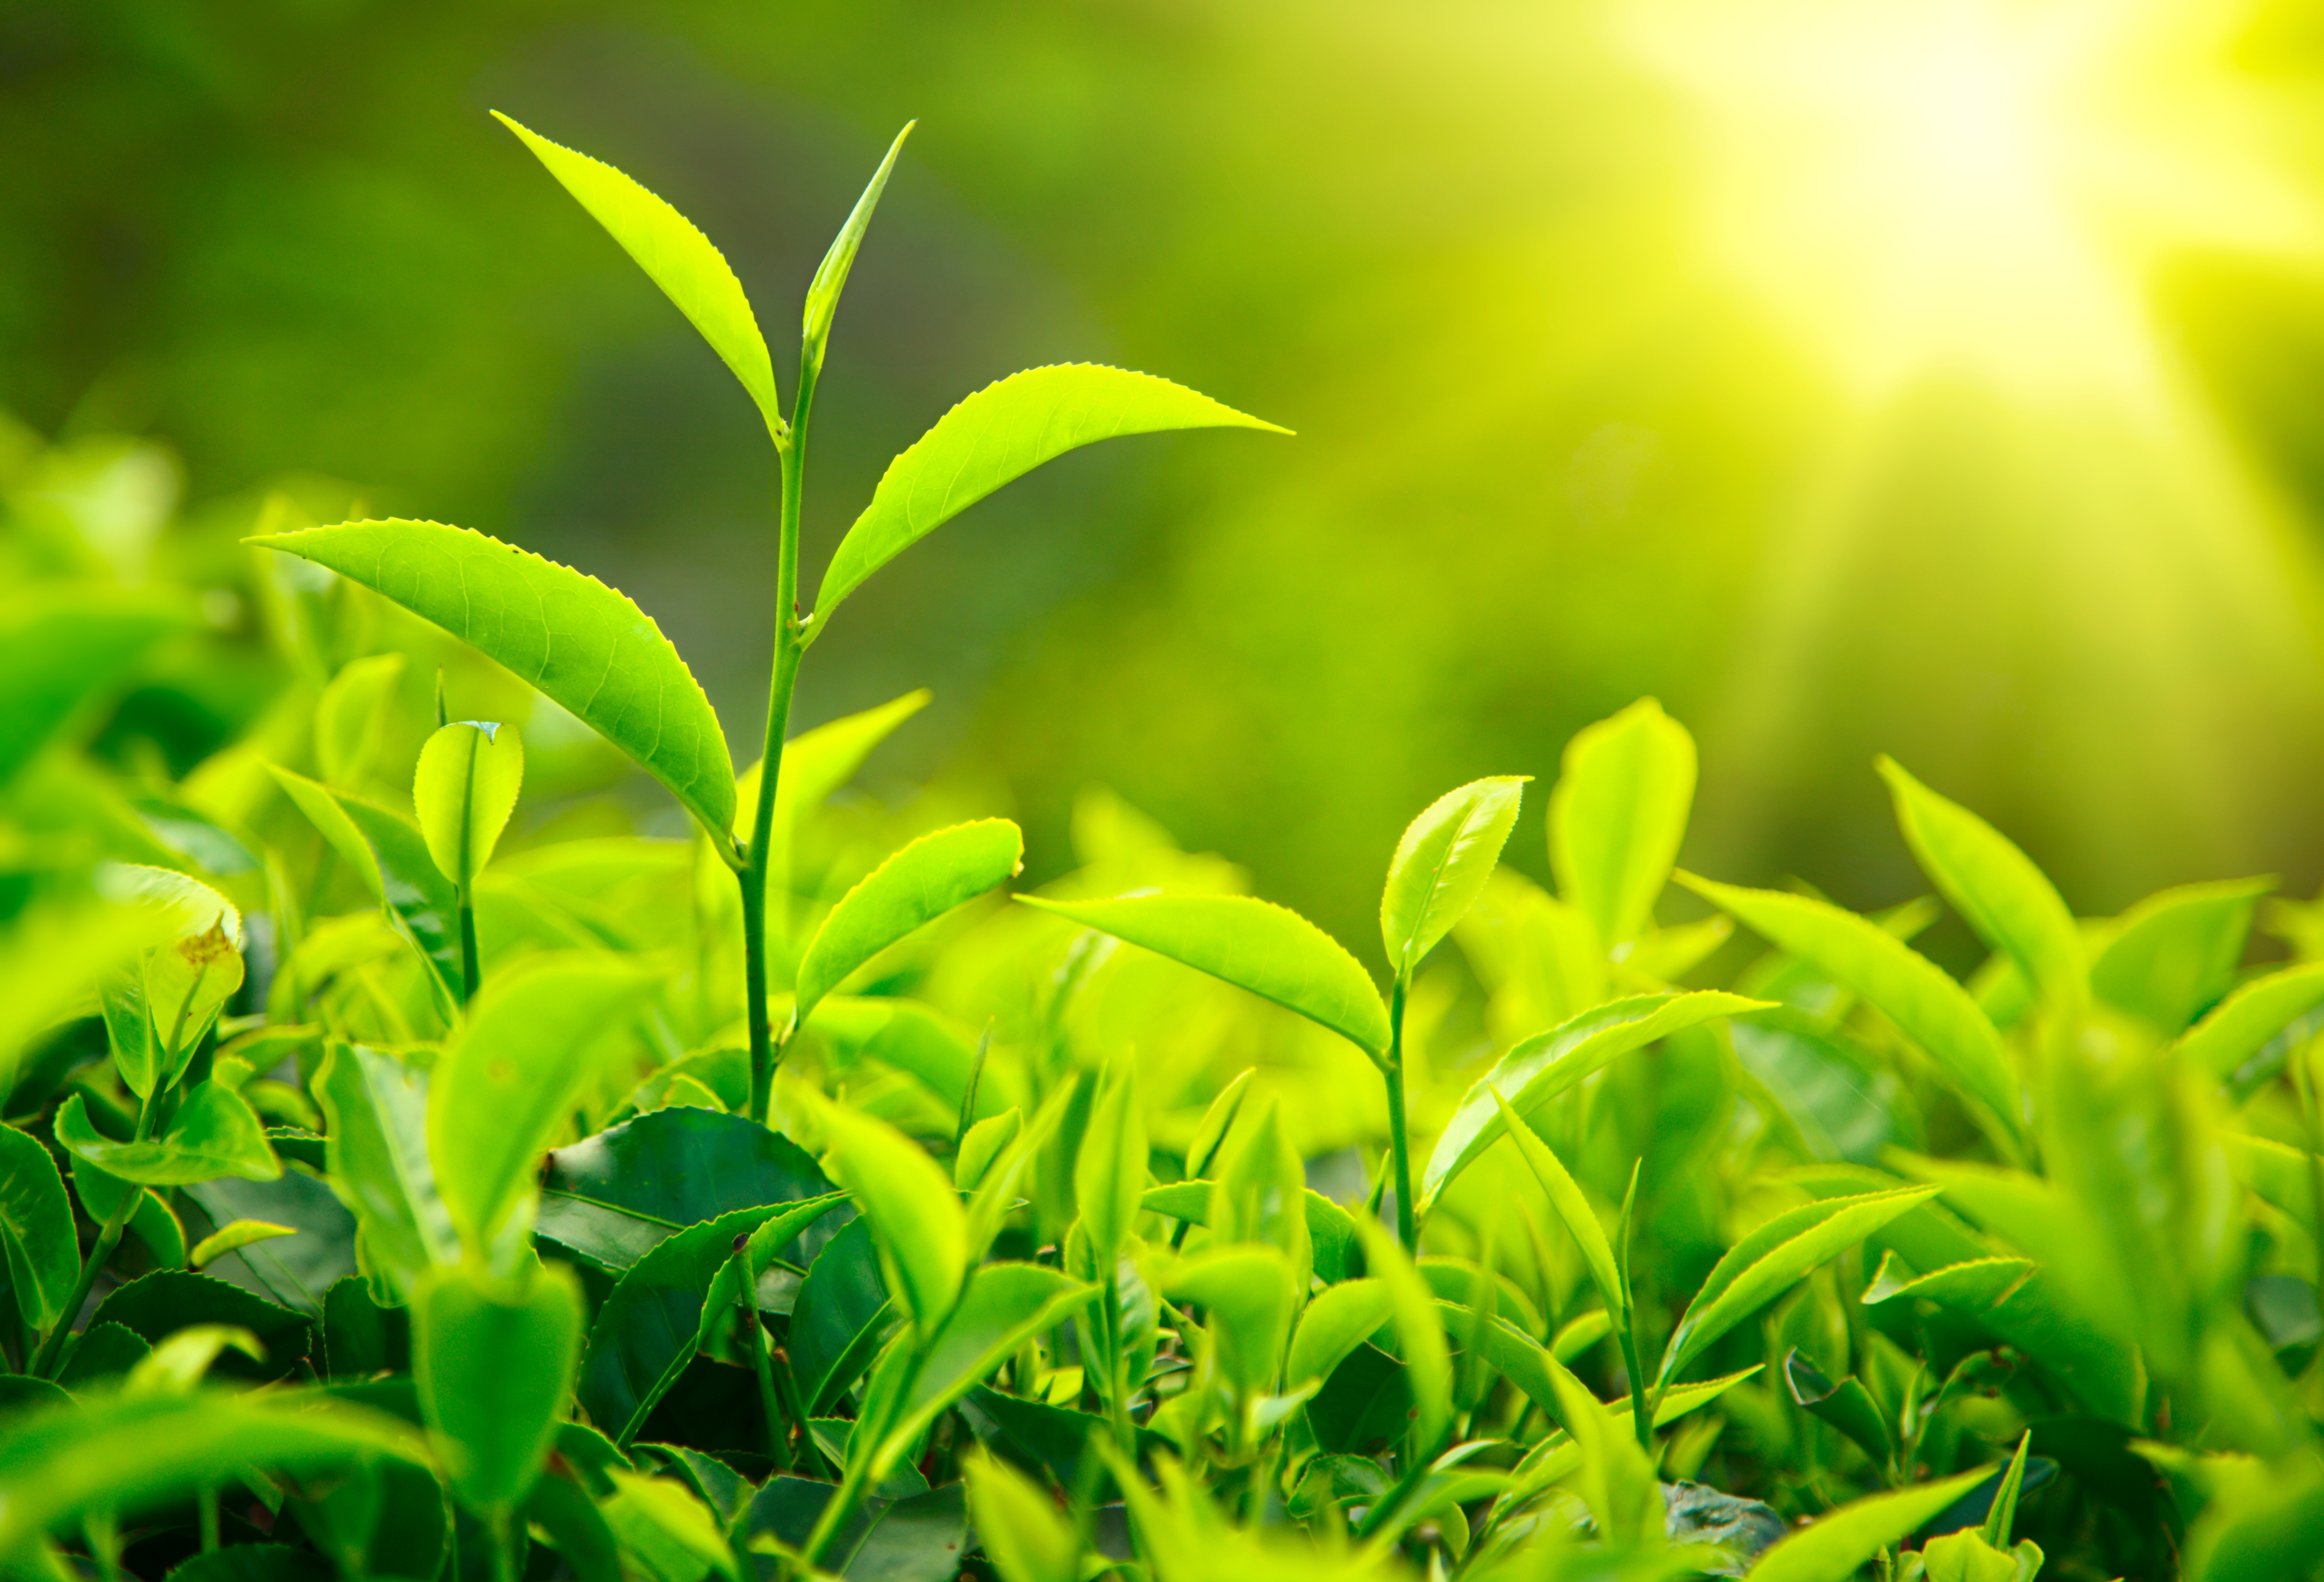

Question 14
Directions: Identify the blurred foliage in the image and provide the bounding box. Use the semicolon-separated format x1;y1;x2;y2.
10;0;2324;958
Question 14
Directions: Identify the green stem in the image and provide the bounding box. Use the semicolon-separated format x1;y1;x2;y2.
488;1511;519;1582
199;1486;220;1554
1620;1317;1653;1452
741;359;818;1125
732;1243;793;1472
1385;975;1416;1251
457;889;481;1004
33;1094;161;1378
801;1458;872;1570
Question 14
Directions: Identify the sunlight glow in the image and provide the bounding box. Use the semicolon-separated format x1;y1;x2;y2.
1622;0;2320;401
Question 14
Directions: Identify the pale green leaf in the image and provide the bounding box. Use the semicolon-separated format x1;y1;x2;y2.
2177;962;2324;1080
94;864;244;1098
802;123;912;371
792;819;1022;1027
814;365;1287;621
1074;1064;1146;1265
1746;1468;1994;1582
1879;757;2082;1011
1678;873;2020;1149
427;953;657;1255
1658;1186;1939;1387
965;1452;1079;1582
188;1219;297;1270
1422;991;1766;1209
1494;1090;1626;1330
0;586;190;787
1380;776;1528;978
1285;1278;1393;1388
2092;877;2275;1034
271;763;466;1012
1167;1245;1300;1397
249;520;734;839
314;652;406;790
1550;698;1696;949
414;721;525;888
1017;892;1389;1058
818;1101;968;1334
495;113;781;436
55;1085;280;1186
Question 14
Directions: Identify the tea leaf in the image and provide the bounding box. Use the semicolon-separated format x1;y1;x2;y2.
56;1084;281;1186
0;1390;426;1556
964;1451;1079;1582
2177;963;2324;1080
0;1120;79;1332
494;114;781;439
1658;1186;1939;1387
1544;1346;1660;1542
1745;1467;1994;1582
792;819;1023;1027
0;587;190;788
188;1219;297;1270
249;520;734;841
1169;1245;1301;1395
314;653;406;790
814;364;1288;620
1423;991;1766;1208
1018;892;1389;1058
2092;877;2275;1033
1678;874;2021;1149
271;766;462;1009
1493;1090;1626;1331
415;1260;585;1517
1879;757;2082;1010
1075;1064;1146;1265
1354;1215;1451;1454
861;1262;1095;1481
313;1041;454;1295
96;864;245;1098
788;1217;895;1414
427;954;657;1255
1550;698;1696;949
1287;1279;1394;1388
1782;1349;1895;1467
818;1101;968;1334
414;721;524;888
1380;775;1528;978
737;687;930;896
802;123;912;374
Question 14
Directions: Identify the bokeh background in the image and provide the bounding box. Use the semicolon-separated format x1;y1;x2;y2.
10;0;2324;958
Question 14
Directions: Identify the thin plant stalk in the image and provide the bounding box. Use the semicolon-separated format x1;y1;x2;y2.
32;1092;163;1378
741;357;818;1124
1384;975;1416;1251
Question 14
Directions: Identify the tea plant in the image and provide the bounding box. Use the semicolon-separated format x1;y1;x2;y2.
2;115;2323;1582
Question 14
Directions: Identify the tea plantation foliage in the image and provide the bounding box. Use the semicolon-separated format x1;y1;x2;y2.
3;121;2323;1582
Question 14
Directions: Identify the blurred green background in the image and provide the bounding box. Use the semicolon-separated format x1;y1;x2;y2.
10;0;2324;955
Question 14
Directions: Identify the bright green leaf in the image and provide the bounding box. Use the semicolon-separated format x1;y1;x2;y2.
1878;757;2083;1012
818;1101;968;1334
314;653;406;790
189;1219;297;1270
1285;1279;1394;1388
313;1041;454;1296
1746;1467;1994;1582
792;819;1022;1027
802;123;912;373
1017;892;1388;1059
2177;963;2324;1080
1423;991;1766;1209
0;1121;79;1332
414;721;524;888
494;114;781;439
2092;877;2275;1034
964;1451;1079;1582
415;1260;585;1518
1544;1347;1661;1543
95;864;244;1097
1075;1064;1146;1266
1353;1215;1452;1454
271;766;462;1010
249;521;734;840
427;954;657;1255
1169;1245;1299;1397
1380;776;1528;979
1678;873;2021;1150
1493;1090;1626;1331
0;587;189;788
1550;698;1696;949
814;365;1287;621
1658;1186;1939;1388
56;1086;280;1187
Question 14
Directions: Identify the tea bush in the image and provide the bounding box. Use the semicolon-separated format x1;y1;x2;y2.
2;118;2321;1582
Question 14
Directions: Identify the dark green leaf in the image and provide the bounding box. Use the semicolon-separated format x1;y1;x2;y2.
814;364;1287;620
57;1323;150;1388
1746;1468;1993;1582
87;1271;314;1381
182;1171;357;1315
540;1107;835;1273
322;1273;410;1377
250;520;735;838
789;1216;895;1414
1782;1347;1895;1466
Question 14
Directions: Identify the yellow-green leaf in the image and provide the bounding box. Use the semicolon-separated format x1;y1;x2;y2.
814;365;1287;621
1017;892;1388;1059
1746;1468;1993;1582
818;1101;968;1335
249;520;733;840
802;123;912;374
1380;776;1528;979
188;1219;297;1270
792;819;1023;1027
414;721;524;888
495;113;781;438
1550;698;1696;949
